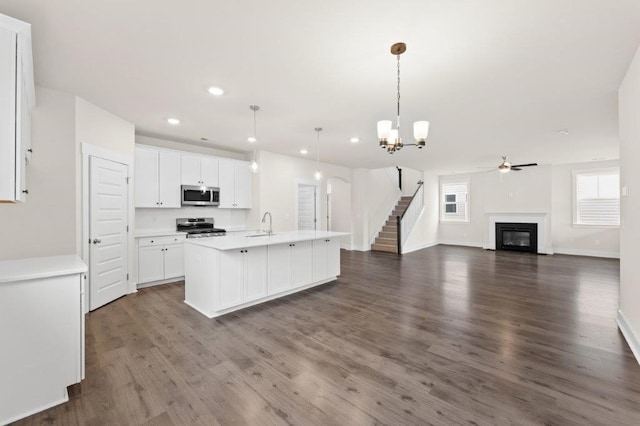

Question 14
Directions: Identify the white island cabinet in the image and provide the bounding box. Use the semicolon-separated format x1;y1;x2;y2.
184;231;348;318
0;255;87;425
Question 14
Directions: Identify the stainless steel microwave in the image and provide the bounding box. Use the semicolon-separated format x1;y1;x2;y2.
181;185;220;206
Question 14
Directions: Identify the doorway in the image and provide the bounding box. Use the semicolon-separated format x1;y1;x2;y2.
296;180;320;230
88;156;129;310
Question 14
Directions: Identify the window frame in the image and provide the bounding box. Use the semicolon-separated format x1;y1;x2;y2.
440;179;470;223
572;167;620;228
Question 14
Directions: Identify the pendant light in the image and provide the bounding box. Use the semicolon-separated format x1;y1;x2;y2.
377;42;429;154
313;127;322;181
248;105;259;173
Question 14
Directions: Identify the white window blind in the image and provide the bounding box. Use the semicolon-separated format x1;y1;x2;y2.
441;181;469;222
575;170;619;226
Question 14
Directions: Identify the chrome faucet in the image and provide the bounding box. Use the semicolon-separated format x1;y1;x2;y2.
261;212;273;236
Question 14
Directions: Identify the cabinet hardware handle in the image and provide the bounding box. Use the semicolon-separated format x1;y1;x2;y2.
92;238;102;244
27;149;33;153
22;189;29;194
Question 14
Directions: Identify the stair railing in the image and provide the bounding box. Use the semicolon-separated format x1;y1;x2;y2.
396;180;424;254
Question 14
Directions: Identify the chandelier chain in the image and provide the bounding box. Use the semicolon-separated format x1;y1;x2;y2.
396;53;401;132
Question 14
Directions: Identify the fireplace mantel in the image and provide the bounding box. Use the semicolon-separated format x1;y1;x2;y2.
484;213;552;254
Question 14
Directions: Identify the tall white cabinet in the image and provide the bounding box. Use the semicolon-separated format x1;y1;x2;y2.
0;14;35;203
219;159;252;208
134;146;181;208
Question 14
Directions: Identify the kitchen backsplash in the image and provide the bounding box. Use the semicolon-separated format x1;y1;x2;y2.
135;207;248;231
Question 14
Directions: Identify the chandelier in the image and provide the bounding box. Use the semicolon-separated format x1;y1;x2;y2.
377;42;429;154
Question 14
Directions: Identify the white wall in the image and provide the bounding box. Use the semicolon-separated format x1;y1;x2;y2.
552;160;620;257
135;207;249;232
438;163;620;256
438;171;487;247
351;167;401;250
327;177;352;248
135;135;247;160
0;87;76;259
401;167;423;197
75;97;136;260
254;150;352;235
403;171;439;253
619;43;640;362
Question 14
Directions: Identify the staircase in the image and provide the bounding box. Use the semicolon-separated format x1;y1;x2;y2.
371;196;412;253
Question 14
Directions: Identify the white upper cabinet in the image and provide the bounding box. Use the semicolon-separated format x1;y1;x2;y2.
135;145;180;208
0;14;35;203
219;159;252;209
181;154;219;187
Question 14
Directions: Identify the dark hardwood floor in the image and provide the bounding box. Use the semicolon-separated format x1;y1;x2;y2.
15;246;640;425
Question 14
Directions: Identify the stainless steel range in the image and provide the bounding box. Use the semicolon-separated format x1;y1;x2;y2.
176;218;226;238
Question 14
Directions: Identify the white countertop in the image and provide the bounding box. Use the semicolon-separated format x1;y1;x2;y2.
186;230;349;250
0;254;88;284
134;227;259;238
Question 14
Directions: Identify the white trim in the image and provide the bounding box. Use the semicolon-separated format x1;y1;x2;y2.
137;277;183;289
402;241;439;254
440;179;470;223
572;167;620;226
484;212;552;254
553;248;620;259
617;309;640;366
439;240;484;248
82;143;135;314
294;178;321;231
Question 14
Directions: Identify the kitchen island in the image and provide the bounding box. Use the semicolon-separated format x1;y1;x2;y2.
184;230;349;318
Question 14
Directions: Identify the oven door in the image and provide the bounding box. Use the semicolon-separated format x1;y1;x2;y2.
181;185;219;206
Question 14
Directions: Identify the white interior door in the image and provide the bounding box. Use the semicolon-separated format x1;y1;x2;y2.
297;184;317;230
89;156;129;311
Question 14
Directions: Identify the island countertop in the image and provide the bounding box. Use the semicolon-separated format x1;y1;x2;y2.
185;230;349;251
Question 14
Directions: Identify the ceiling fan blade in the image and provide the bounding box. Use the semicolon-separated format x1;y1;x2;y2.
510;163;538;168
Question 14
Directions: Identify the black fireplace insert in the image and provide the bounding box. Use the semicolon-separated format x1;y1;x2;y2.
495;222;538;253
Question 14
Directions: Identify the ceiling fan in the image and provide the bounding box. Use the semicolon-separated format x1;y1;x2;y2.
497;156;538;173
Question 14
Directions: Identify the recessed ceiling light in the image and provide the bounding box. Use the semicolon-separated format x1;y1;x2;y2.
208;86;224;96
350;137;360;143
300;149;308;155
167;117;180;125
557;129;569;135
247;136;257;143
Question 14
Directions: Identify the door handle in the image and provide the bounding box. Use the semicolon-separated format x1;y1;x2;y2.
92;238;102;244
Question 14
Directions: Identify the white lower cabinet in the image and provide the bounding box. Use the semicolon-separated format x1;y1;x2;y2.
267;240;313;295
312;238;340;282
216;246;267;311
137;235;186;285
0;255;86;425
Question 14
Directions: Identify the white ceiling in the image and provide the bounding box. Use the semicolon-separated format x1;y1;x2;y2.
2;0;640;173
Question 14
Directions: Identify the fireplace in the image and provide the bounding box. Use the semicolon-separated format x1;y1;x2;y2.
495;222;538;253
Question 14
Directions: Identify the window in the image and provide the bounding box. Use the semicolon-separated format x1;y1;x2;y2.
441;181;469;222
574;168;620;226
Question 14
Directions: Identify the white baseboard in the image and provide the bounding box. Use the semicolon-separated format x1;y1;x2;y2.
402;241;438;254
554;248;620;259
438;240;484;248
137;277;184;289
617;309;640;365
